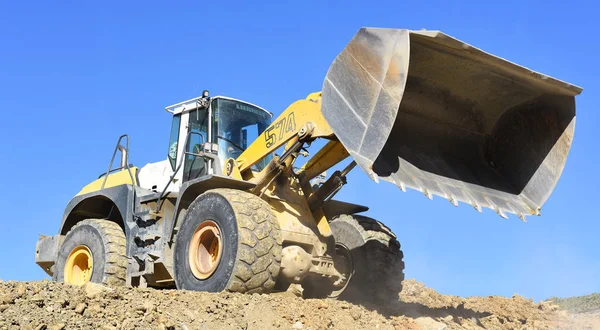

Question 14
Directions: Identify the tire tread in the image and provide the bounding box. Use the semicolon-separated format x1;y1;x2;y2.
64;219;127;286
209;189;282;294
331;214;405;303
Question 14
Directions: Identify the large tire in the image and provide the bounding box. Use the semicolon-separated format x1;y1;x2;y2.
173;189;282;293
54;219;127;286
329;214;405;304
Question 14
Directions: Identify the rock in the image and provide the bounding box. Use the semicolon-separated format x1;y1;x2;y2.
84;282;112;299
144;312;156;323
56;298;68;308
0;294;15;305
234;320;247;330
183;310;195;322
157;314;168;324
538;300;559;311
141;300;156;313
31;296;45;307
287;284;303;297
16;284;26;298
414;317;447;330
205;304;216;313
74;302;86;315
350;309;362;321
48;323;65;330
84;303;103;317
292;321;304;329
441;315;453;323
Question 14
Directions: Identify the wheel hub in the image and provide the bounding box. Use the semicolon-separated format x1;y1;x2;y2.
64;245;93;286
330;243;353;297
189;220;223;280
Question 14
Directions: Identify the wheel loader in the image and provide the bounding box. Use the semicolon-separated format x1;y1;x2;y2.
35;28;582;302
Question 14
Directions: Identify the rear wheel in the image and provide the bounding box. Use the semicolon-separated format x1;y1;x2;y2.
329;214;405;304
54;219;127;286
174;189;282;293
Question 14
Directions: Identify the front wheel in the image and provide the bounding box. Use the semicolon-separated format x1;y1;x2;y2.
54;219;127;286
173;189;282;293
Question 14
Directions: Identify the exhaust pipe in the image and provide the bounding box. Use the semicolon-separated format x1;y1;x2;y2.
322;28;582;220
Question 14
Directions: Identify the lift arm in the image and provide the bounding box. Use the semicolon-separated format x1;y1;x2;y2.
234;92;335;175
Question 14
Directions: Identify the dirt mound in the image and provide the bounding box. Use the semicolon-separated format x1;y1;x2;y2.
549;293;600;313
0;279;597;330
396;279;598;329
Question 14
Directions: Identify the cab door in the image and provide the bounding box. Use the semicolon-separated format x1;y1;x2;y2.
182;107;210;182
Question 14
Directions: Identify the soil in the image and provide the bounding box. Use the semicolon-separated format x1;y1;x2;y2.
0;278;597;330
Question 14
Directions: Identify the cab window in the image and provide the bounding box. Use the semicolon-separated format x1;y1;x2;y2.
213;98;272;171
167;114;181;171
183;108;209;181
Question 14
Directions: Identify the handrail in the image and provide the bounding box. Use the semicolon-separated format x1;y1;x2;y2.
101;134;136;190
98;164;137;179
155;131;207;212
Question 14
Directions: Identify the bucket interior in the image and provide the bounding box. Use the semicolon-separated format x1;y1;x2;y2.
372;33;576;209
322;28;580;217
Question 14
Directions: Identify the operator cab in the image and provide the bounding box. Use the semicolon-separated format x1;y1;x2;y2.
165;91;273;184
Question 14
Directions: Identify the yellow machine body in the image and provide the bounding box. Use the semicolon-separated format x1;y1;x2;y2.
36;27;582;296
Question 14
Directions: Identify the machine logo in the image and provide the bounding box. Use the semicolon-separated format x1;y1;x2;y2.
264;112;296;148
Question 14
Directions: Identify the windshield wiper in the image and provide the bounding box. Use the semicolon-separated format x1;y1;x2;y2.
218;135;245;152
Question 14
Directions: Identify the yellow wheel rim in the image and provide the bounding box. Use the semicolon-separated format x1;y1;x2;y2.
189;220;223;280
64;245;93;285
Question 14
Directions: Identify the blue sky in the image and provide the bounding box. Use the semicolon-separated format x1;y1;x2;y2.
0;1;597;301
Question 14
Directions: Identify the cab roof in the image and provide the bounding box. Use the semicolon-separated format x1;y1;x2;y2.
165;95;272;117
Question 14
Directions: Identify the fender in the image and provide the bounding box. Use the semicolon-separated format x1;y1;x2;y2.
37;184;136;277
59;184;136;237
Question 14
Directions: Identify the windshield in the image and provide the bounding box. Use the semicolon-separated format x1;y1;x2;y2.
213;98;273;171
